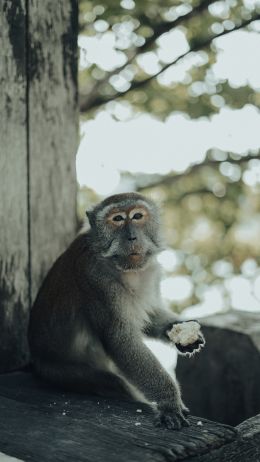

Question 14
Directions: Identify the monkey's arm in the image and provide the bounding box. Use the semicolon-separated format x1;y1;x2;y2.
144;309;205;355
143;308;178;342
103;317;189;429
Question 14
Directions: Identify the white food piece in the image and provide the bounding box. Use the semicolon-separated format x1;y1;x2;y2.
167;321;201;346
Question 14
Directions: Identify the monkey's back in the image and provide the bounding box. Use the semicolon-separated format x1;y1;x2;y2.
28;234;98;364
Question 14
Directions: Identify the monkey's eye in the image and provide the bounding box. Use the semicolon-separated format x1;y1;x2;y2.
113;215;125;222
133;212;143;220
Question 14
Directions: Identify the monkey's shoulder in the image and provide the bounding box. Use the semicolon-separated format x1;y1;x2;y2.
31;233;92;301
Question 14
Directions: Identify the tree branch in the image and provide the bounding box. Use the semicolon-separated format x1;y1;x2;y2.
80;14;260;113
137;153;260;191
169;187;217;201
137;0;215;53
79;0;219;111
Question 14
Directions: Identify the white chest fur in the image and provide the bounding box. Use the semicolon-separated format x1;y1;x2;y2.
121;260;162;330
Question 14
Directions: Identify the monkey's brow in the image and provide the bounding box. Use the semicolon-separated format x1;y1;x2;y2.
98;201;153;220
108;208;126;215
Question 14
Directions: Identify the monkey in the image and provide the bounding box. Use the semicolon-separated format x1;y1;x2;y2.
28;192;204;430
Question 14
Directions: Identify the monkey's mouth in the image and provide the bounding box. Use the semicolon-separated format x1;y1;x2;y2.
111;252;153;272
128;252;142;261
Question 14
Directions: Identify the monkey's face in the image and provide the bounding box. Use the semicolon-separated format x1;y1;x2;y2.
88;194;163;272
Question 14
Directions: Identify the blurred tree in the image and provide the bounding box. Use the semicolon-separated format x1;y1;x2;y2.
78;0;260;118
138;151;260;313
77;0;260;313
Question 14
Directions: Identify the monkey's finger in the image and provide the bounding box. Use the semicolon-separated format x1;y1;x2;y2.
175;333;205;356
154;410;190;430
181;406;190;416
154;413;177;430
165;415;179;430
171;412;190;429
198;333;206;345
179;413;190;427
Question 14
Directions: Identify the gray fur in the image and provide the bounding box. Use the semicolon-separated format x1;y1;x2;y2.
28;192;191;430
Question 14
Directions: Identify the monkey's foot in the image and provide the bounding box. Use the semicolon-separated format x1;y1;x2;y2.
154;403;190;430
167;321;205;357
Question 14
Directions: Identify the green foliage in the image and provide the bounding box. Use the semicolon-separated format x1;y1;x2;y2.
140;153;260;311
79;0;260;119
78;0;260;313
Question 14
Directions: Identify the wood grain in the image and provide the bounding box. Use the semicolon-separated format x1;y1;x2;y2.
0;372;238;462
28;0;78;301
0;0;29;371
0;0;78;370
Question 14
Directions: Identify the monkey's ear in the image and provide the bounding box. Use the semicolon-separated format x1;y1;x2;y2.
86;210;95;228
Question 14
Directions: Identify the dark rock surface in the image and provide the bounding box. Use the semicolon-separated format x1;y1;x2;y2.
177;311;260;426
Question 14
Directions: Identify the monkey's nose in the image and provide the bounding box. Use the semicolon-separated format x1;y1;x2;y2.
128;236;137;241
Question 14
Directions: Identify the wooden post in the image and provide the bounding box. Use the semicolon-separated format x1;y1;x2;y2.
0;0;29;372
28;0;78;301
0;0;78;372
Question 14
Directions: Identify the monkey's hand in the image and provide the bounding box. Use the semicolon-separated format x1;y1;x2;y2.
155;400;190;430
167;321;205;357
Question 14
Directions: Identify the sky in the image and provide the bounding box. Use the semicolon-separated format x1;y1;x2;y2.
77;104;260;194
77;26;260;195
76;21;260;316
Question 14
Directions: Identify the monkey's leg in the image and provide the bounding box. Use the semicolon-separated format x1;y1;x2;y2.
33;359;136;401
